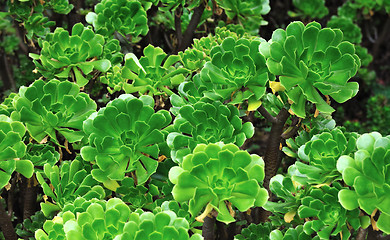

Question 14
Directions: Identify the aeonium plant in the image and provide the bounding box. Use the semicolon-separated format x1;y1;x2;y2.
167;100;254;163
259;21;360;118
81;94;172;189
12;79;97;144
337;132;390;234
169;142;268;223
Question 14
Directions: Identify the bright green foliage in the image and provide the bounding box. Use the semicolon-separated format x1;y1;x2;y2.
270;225;318;240
327;16;362;44
100;65;127;94
81;94;172;186
122;45;190;96
293;128;359;184
35;197;131;240
86;0;148;41
259;21;360;118
0;115;32;189
264;175;306;223
116;209;203;240
234;222;273;240
46;0;74;14
298;183;366;240
23;12;56;39
29;23;114;87
169;143;268;223
167;100;254;163
16;211;48;240
216;0;270;35
199;37;270;109
160;201;199;228
337;132;390;234
12;79;97;144
24;143;60;168
36;159;105;217
0;93;17;116
290;0;329;19
116;177;159;211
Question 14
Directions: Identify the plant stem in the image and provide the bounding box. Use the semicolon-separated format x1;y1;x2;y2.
176;2;205;53
262;107;290;190
356;227;368;240
202;216;215;240
174;6;183;47
23;176;37;220
0;200;17;240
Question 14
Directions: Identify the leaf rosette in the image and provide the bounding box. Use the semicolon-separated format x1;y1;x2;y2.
36;159;105;217
24;143;60;169
122;45;190;96
12;79;97;144
0;115;33;189
86;0;148;41
169;143;268;223
81;94;172;187
337;132;390;234
293;128;359;184
290;0;328;19
29;23;114;87
199;37;271;109
116;209;203;240
270;225;318;240
259;21;361;118
35;197;131;240
297;183;366;240
167;100;254;163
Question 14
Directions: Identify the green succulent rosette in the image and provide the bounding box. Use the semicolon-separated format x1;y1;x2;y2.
0;92;17;116
337;132;390;234
86;0;148;41
81;94;172;188
297;182;368;240
169;143;268;224
259;21;360;118
29;23;113;87
36;159;105;217
0;115;33;189
270;225;318;240
122;45;190;96
199;37;271;110
116;177;159;211
24;143;60;169
167;101;254;163
234;222;273;240
289;0;328;19
116;209;203;240
35;197;131;240
12;79;96;144
293;128;359;184
216;0;270;35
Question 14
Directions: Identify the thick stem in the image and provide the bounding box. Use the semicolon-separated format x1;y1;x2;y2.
215;220;228;239
202;216;215;240
263;107;290;190
23;176;37;220
356;227;368;240
0;200;17;240
176;2;205;52
174;6;183;47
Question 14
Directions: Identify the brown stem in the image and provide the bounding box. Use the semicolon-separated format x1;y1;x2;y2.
174;6;183;47
176;2;205;52
23;176;37;220
263;107;290;190
1;52;16;91
356;227;368;240
258;105;277;123
7;176;17;218
215;220;227;239
0;200;17;240
202;216;215;240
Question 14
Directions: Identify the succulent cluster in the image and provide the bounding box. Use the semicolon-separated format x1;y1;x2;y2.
167;100;254;163
86;0;148;41
169;143;268;223
81;94;172;187
29;23;114;86
260;21;360;117
290;0;329;19
12;79;97;144
337;132;390;234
